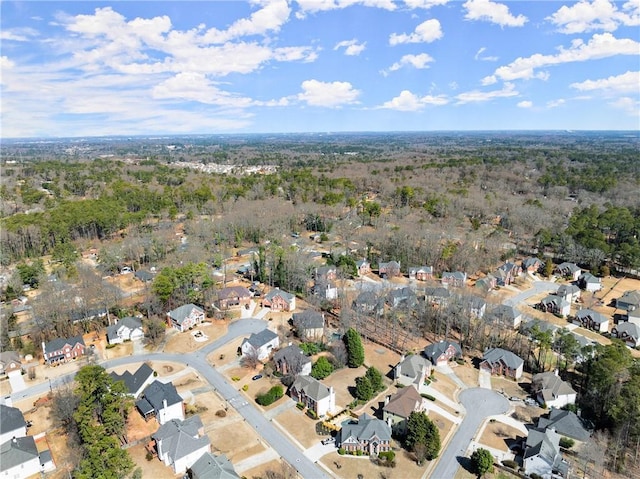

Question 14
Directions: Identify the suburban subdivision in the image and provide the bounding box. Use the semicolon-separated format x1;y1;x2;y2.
1;132;639;479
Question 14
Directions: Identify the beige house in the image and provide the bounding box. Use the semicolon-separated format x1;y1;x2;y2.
383;385;428;435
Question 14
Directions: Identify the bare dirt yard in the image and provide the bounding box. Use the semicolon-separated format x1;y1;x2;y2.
163;319;229;354
478;421;525;452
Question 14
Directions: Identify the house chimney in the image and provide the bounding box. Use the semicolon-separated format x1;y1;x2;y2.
385;395;390;405
41;342;46;356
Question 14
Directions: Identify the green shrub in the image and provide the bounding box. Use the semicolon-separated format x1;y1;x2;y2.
378;451;395;462
231;376;240;382
307;409;317;419
502;459;518;469
256;385;284;406
242;384;248;392
421;393;436;401
559;437;575;449
296;402;305;410
530;474;543;479
338;448;345;455
395;383;405;388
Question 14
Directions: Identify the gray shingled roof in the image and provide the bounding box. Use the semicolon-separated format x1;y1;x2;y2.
482;347;523;370
0;405;26;435
533;371;576;403
340;413;391;443
486;304;520;324
524;428;563;468
141;380;182;411
242;329;278;349
190;452;240;479
575;308;608;324
0;436;39;471
291;375;331;402
263;288;295;302
110;363;154;396
274;344;311;367
107;317;143;342
43;335;85;355
423;341;461;364
397;354;429;379
537;409;591;442
292;310;324;329
168;304;204;325
152;416;210;463
218;286;251;300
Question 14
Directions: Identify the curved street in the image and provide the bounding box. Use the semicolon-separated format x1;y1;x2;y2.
429;388;510;479
11;318;332;479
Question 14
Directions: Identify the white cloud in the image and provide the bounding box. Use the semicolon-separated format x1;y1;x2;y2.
403;0;450;9
609;96;640;116
0;28;39;42
482;33;640;84
334;39;366;56
152;72;253;107
517;100;533;108
570;70;640;93
294;0;396;18
547;99;566;108
546;0;640;34
455;82;518;103
0;56;15;69
388;53;435;71
474;47;498;61
297;79;361;107
463;0;528;27
389;19;443;45
379;90;448;111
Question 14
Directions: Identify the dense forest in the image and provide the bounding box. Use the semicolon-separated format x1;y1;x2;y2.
1;131;639;476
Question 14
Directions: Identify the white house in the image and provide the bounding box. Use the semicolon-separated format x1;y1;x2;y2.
153;416;211;474
0;405;26;445
106;316;144;345
136;380;184;425
578;272;602;292
290;375;336;418
109;363;155;398
0;437;42;479
523;428;569;479
241;329;279;361
532;371;577;409
394;354;431;388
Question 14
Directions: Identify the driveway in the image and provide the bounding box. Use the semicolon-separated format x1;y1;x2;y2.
502;280;558;307
429;388;510;479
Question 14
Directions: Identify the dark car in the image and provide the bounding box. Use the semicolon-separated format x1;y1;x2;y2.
252;374;263;381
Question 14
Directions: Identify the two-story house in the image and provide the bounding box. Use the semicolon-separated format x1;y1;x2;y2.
383;385;429;435
292;310;325;342
289;375;336;418
261;288;296;312
441;271;467;288
106;316;144;345
338;413;392;455
408;266;434;281
136;380;184;425
241;329;279;361
152;416;211;474
573;309;609;333
273;344;312;377
166;304;205;332
480;347;524;380
42;336;86;365
216;286;252;310
378;261;401;279
423;341;462;366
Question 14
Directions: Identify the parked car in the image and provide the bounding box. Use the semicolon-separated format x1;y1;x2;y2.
252;374;263;381
321;438;334;445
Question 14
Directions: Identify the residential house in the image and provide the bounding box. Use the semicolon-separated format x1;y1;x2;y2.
240;329;279;361
70;308;107;324
494;262;522;286
0;352;21;376
383;385;429;435
386;287;418;309
522;318;560;337
538;295;571;317
394;354;432;388
289;375;335;418
292;310;325;341
441;271;467;288
314;266;337;282
480;348;524;380
152;416;211;474
556;262;581;281
532;371;577;409
475;274;497;293
522;257;543;274
423;341;462;366
273;344;312;377
216;286;252;310
611;322;640;348
537;409;592;442
42;336;86;365
110;363;155;398
166;304;205;332
261;288;296;312
189;452;240;479
616;290;640;312
573;309;609;333
0;436;48;479
356;259;371;277
485;304;522;329
0;405;26;445
461;295;487;319
577;272;601;292
408;266;434;281
106;316;144;345
555;284;581;304
352;290;384;315
378;261;401;279
313;280;338;301
523;428;570;479
136;380;184;425
423;287;451;307
629;309;640;327
338;413;392;455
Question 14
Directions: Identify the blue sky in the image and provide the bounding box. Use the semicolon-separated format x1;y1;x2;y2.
1;0;638;137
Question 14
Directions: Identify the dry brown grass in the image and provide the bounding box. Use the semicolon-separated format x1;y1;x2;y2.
491;377;529;399
451;363;480;388
478;421;525;452
127;443;175;479
430;370;459;401
321;446;426;479
163;320;229;354
240;458;290;479
273;406;320;449
209;419;267;464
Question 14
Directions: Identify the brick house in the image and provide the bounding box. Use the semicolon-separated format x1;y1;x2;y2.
42;336;86;365
261;288;296;312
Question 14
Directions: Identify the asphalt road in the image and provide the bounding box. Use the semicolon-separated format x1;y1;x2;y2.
11;318;331;479
502;280;558;306
429;388;510;479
